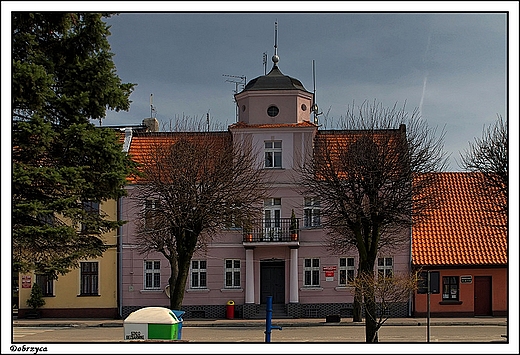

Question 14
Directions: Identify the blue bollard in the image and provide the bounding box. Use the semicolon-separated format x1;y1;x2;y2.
264;296;282;343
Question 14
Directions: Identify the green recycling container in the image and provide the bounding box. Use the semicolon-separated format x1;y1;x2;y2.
124;307;181;341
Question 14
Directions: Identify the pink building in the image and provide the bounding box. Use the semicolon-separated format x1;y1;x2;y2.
119;54;412;319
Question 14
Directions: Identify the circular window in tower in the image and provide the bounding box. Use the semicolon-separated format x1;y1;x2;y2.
301;104;307;111
242;105;246;112
267;105;279;117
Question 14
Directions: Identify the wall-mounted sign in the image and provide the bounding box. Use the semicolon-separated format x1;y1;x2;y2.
21;275;31;288
461;275;472;284
323;266;336;281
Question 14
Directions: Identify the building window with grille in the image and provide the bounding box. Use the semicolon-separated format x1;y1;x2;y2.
304;258;320;287
442;276;459;301
339;257;355;286
225;259;241;288
80;262;99;296
191;260;207;289
81;201;100;233
265;141;282;168
35;274;54;297
144;260;161;290
304;197;321;228
377;257;393;278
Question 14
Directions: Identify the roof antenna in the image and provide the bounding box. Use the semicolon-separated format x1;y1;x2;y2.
263;52;268;75
272;20;279;67
312;60;322;125
150;93;157;118
223;74;246;122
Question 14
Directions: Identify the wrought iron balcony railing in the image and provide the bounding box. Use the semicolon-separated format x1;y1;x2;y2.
243;218;299;243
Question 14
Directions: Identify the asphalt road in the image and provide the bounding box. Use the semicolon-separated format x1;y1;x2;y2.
12;324;507;343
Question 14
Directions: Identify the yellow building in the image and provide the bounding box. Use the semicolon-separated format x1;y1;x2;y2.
17;199;119;318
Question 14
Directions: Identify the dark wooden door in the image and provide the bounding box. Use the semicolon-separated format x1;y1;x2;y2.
260;261;285;304
474;276;492;316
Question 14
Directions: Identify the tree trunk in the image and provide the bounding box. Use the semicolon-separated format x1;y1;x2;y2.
353;281;363;322
168;255;179;310
359;258;378;342
364;290;379;342
170;256;191;310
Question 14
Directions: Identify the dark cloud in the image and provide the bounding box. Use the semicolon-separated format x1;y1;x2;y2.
99;12;508;170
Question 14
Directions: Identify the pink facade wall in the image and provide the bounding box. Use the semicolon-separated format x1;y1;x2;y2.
236;90;313;125
120;168;412;310
120;78;412;314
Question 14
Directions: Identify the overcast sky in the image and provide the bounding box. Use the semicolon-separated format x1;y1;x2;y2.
2;3;516;172
94;9;512;171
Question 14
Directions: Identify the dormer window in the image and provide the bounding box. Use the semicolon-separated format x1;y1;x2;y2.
267;105;279;117
265;141;282;168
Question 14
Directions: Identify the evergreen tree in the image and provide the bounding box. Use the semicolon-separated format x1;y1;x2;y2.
26;283;45;310
12;13;136;277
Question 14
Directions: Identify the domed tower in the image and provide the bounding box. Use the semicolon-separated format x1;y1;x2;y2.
234;23;314;125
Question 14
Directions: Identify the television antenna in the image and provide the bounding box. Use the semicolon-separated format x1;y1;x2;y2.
150;93;157;119
311;60;322;125
223;74;246;122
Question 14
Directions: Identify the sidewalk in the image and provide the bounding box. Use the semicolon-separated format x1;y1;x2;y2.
12;316;507;328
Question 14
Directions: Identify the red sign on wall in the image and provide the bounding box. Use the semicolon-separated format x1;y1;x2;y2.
21;275;31;288
323;266;336;281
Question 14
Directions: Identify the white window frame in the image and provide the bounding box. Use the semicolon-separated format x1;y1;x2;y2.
338;257;355;286
264;141;282;168
304;258;320;287
377;257;393;278
190;260;207;289
144;260;161;290
304;197;321;228
442;276;460;301
263;198;281;240
224;259;241;288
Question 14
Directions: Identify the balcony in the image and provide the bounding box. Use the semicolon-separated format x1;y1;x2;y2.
242;218;300;243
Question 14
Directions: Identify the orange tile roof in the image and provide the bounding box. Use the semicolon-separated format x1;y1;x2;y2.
229;121;317;129
127;131;232;183
412;172;507;266
313;128;407;178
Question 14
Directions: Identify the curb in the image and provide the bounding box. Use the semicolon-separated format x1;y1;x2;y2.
13;320;507;328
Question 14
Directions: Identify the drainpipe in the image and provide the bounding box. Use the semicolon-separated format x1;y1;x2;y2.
408;224;413;317
117;196;123;319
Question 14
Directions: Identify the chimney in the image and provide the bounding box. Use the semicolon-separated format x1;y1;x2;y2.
142;118;159;132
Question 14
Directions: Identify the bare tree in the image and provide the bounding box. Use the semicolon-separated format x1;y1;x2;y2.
298;100;448;342
132;127;267;310
460;114;507;226
350;271;419;342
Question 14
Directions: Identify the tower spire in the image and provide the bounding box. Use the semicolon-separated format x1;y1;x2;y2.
272;20;279;67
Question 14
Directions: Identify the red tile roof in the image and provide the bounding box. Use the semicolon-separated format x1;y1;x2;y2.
412;172;507;266
127;131;232;183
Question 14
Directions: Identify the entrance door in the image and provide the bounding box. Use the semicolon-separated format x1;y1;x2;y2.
260;260;285;304
474;276;492;316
